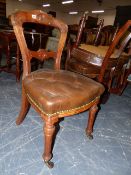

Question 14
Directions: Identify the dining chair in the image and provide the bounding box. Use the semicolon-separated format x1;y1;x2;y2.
11;10;105;168
66;20;131;95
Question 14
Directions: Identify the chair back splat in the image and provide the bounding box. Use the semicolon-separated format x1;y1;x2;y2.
11;10;67;78
11;10;105;168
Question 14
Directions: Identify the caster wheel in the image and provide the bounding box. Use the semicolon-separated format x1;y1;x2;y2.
44;160;54;168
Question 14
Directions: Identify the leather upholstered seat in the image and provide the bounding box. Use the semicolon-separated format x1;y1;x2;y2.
11;10;105;168
24;69;104;117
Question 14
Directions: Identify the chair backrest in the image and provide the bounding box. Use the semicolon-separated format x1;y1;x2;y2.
74;11;88;47
11;10;68;78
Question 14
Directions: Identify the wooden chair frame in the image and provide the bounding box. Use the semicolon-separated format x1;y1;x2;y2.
11;10;105;168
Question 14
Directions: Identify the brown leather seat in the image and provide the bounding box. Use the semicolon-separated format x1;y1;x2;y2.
24;69;104;116
11;10;105;168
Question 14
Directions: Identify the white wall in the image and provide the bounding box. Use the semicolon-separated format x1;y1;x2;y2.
59;11;116;26
6;1;76;25
6;0;116;25
56;12;82;25
53;10;116;26
6;0;40;17
6;0;80;24
57;12;116;26
98;10;116;26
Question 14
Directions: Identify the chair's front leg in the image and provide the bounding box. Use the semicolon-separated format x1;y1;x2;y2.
86;102;99;139
43;121;56;168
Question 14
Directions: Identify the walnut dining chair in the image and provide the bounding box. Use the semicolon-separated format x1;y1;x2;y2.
11;10;105;168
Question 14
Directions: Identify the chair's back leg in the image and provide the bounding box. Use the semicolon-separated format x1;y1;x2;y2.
16;87;30;125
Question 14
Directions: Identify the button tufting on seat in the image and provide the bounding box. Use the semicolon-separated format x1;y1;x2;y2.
23;69;105;116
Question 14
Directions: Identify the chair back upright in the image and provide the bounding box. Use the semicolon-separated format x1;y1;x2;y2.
11;10;68;78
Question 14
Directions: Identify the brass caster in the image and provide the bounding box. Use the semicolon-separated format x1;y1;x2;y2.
87;134;93;140
44;160;54;169
86;132;93;140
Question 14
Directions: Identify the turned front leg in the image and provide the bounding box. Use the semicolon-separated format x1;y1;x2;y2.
86;104;99;139
43;122;56;168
